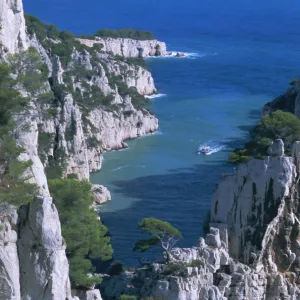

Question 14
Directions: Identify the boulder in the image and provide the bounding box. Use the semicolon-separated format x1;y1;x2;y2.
77;289;103;300
176;52;185;57
269;139;284;156
92;184;111;204
205;227;222;248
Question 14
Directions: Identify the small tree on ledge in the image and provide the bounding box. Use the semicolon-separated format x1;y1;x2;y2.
133;218;182;263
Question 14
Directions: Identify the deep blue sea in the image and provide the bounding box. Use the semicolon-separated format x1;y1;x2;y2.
25;0;300;266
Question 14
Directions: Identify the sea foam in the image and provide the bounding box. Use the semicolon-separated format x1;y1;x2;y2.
147;51;218;60
146;93;167;99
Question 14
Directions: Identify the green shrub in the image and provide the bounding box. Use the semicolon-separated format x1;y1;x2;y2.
229;110;300;164
86;136;101;149
0;61;36;206
67;173;78;179
108;261;124;276
94;28;155;40
38;132;54;164
25;14;47;41
8;47;48;97
188;259;204;268
45;149;67;179
119;295;137;300
49;179;113;288
161;263;188;277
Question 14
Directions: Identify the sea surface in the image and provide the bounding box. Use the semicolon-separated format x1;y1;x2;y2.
25;0;300;266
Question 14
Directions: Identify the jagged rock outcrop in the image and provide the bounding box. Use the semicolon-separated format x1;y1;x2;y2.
210;140;295;265
75;37;167;58
92;184;111;205
101;140;300;299
18;196;73;300
0;0;28;54
13;102;51;197
0;207;20;300
34;47;158;179
0;196;74;300
87;107;158;150
76;289;103;300
101;227;268;300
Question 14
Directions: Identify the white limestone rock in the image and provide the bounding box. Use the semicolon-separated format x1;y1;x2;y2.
269;139;284;156
210;155;295;263
75;37;167;58
57;93;90;179
88;107;158;151
18;196;73;300
0;207;20;300
77;289;103;300
92;184;111;204
13;102;50;197
52;55;64;85
29;34;52;76
0;0;28;54
205;227;222;249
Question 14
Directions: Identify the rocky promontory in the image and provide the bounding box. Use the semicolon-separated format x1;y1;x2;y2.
75;37;167;58
101;140;300;299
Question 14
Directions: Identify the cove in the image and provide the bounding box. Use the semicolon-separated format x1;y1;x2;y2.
91;34;300;266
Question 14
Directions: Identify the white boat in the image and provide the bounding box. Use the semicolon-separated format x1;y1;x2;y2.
199;146;210;154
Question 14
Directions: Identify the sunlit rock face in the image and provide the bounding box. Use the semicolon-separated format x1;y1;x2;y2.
0;0;28;54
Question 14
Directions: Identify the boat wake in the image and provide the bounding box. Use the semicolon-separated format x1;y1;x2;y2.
147;52;218;60
146;93;167;99
111;165;128;171
198;141;225;156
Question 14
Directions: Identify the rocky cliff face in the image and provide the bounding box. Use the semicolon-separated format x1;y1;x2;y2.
263;82;298;116
0;0;28;54
75;37;167;58
29;40;159;180
210;139;295;264
0;197;74;300
0;1;161;299
101;140;300;300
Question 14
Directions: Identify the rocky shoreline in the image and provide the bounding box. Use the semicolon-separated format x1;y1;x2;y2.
101;140;300;299
2;0;300;299
0;0;166;298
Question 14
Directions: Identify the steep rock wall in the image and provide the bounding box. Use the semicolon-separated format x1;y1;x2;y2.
0;0;28;53
0;208;20;300
18;197;73;300
210;154;295;264
75;37;167;58
35;47;159;179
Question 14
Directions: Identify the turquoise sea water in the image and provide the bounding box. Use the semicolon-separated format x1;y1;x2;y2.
24;0;300;266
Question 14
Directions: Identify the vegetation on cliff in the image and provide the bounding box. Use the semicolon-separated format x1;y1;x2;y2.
0;47;50;206
133;218;182;262
49;178;113;287
79;28;155;40
229;110;300;163
25;14;153;112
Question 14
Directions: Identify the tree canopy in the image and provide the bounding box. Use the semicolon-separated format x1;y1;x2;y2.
133;218;182;262
49;178;113;288
94;28;155;40
229;110;300;164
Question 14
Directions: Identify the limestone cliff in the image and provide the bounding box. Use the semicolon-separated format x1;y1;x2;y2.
210;139;295;265
0;0;28;54
0;1;162;299
28;36;159;180
101;140;300;300
75;37;167;58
